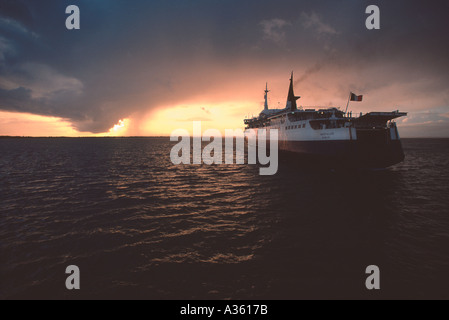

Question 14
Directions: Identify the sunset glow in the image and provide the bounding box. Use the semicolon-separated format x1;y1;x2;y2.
105;118;130;136
137;101;261;136
0;111;131;137
0;111;83;137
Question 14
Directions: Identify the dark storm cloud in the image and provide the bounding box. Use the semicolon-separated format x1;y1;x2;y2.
0;86;33;110
0;0;448;133
0;0;34;27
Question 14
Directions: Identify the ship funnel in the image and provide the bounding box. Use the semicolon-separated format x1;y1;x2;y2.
287;72;300;111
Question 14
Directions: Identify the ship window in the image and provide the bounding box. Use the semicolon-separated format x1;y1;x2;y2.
302;124;306;128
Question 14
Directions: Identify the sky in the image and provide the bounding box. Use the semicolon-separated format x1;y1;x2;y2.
0;0;448;137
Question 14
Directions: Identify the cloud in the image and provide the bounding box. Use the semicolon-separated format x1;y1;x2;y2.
300;12;338;36
17;63;83;98
396;108;449;137
0;86;33;110
0;36;15;63
0;0;34;27
0;59;84;121
0;16;39;39
260;18;291;44
398;109;449;126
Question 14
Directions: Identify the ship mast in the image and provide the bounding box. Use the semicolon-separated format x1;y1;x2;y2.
264;83;269;111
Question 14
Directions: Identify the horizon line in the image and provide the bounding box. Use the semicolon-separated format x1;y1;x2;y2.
1;135;449;139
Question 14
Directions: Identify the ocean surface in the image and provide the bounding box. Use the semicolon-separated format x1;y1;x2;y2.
1;137;448;299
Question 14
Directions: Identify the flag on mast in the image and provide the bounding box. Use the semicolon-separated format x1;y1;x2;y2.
350;92;363;102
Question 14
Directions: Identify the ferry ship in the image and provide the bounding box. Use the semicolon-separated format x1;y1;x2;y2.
244;73;407;168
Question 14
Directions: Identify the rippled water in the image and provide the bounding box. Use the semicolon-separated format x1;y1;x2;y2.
1;138;449;299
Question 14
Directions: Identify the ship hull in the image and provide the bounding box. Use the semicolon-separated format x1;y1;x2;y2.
277;139;404;169
246;124;405;169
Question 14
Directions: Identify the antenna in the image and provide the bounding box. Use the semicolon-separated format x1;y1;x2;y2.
264;83;270;111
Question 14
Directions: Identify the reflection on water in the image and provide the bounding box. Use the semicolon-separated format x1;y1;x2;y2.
0;138;448;299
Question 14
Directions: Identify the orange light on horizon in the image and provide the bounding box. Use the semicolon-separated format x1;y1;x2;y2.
0;111;84;137
0;111;131;137
137;101;261;136
102;118;130;136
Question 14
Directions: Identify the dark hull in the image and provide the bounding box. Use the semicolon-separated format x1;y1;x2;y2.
278;139;405;169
